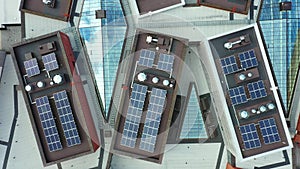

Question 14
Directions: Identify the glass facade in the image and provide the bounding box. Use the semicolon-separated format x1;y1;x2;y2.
259;0;300;111
180;86;207;139
79;0;127;117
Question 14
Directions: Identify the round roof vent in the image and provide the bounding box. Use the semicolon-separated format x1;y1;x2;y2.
239;74;246;81
259;105;267;112
163;80;170;86
138;73;147;82
240;111;249;119
42;0;53;5
25;85;32;92
152;77;159;84
37;81;44;88
267;103;275;110
53;74;63;84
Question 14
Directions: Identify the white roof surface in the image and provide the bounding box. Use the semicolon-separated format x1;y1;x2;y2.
0;0;21;26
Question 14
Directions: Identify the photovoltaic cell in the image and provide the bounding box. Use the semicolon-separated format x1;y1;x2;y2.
247;80;267;100
238;49;258;69
121;83;148;148
53;90;81;147
259;118;281;144
157;53;174;73
239;123;261;150
35;96;63;152
228;86;248;105
220;55;239;75
24;58;40;77
42;52;59;71
139;88;167;153
138;49;156;67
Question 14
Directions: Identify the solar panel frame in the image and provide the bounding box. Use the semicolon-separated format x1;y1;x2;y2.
247;80;267;100
24;58;40;77
157;53;175;73
239;123;261;150
35;96;63;152
238;49;258;69
42;52;59;72
228;86;248;105
220;55;240;75
139;88;167;153
53;90;81;147
121;83;148;148
138;49;156;68
259;118;281;144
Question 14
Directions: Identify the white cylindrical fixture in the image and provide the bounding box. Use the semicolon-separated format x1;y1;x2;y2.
50;81;54;86
259;105;267;112
163;80;170;86
53;74;63;84
251;109;256;114
152;77;159;84
37;81;44;88
247;72;253;77
267;103;275;110
239;74;246;81
169;84;174;88
25;85;32;92
240;111;249;119
137;73;147;82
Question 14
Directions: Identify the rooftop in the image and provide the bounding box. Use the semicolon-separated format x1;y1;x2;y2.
198;0;252;14
111;29;188;163
208;24;293;160
0;51;6;82
134;0;185;17
20;0;73;21
10;31;99;165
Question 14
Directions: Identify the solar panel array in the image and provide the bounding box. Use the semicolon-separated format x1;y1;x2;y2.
238;50;258;69
24;58;40;77
35;96;63;152
157;53;175;73
259;118;281;144
121;83;148;148
53;90;81;147
228;86;248;105
220;55;240;75
42;52;59;72
138;49;156;68
247;80;267;100
239;123;261;150
139;88;167;153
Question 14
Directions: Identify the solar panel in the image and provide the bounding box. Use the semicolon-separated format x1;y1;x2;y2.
247;80;267;100
139;88;167;153
53;90;81;147
35;96;63;152
220;55;240;75
42;52;59;71
239;123;261;150
259;118;281;144
24;58;40;77
238;49;258;69
121;83;148;148
138;49;156;67
157;53;175;73
228;86;248;105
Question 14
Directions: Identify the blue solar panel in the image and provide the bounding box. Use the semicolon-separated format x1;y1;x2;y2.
42;52;59;72
239;123;261;150
35;96;63;152
228;86;248;105
238;49;258;69
53;90;81;147
157;53;174;73
139;88;167;153
259;118;281;144
24;58;40;77
220;55;240;75
121;83;148;148
247;80;267;100
138;49;156;67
